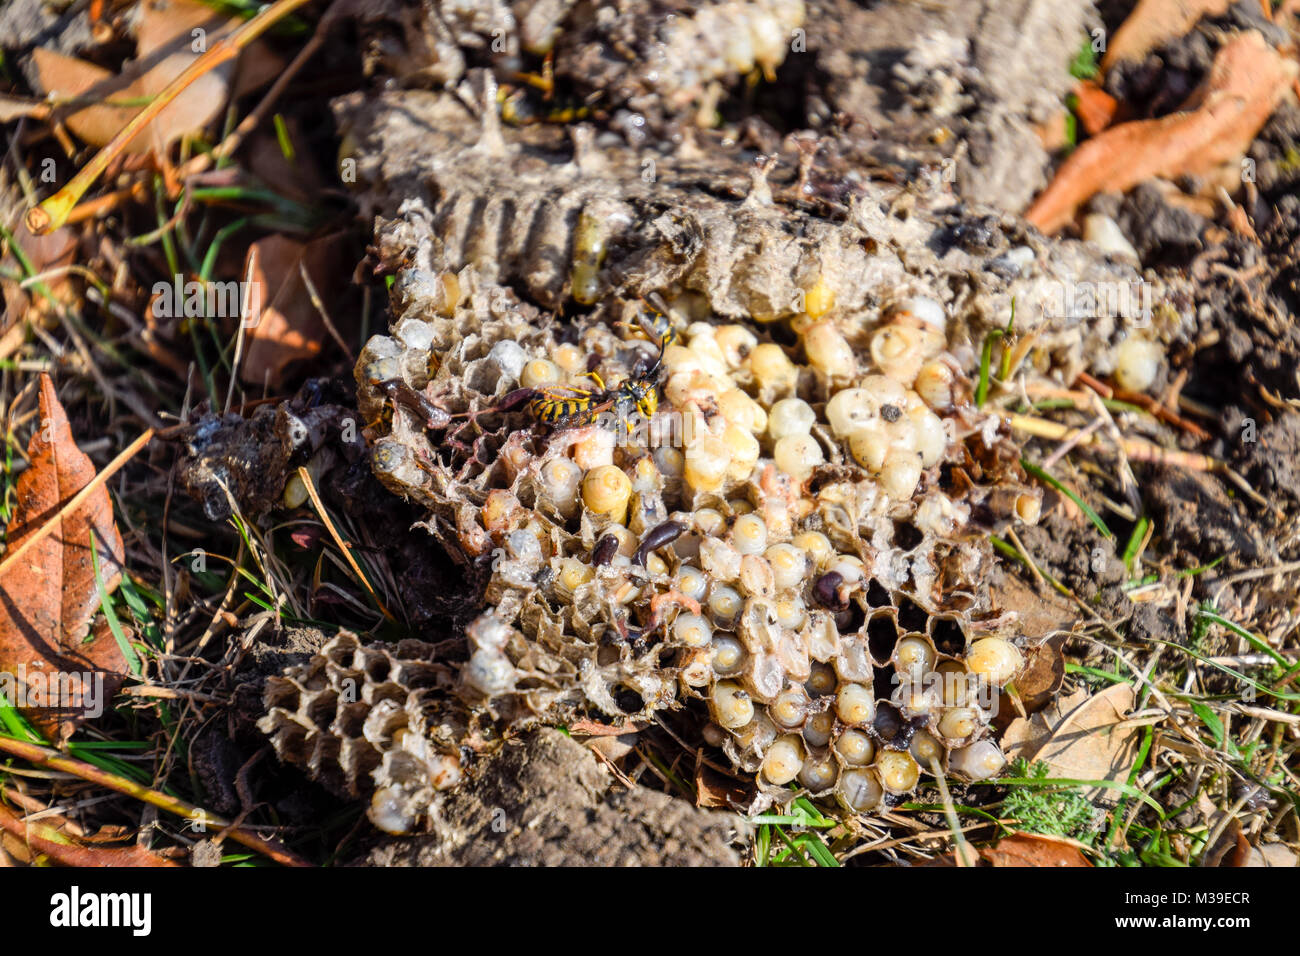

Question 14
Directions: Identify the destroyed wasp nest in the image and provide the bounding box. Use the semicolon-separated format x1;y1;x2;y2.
263;270;1039;831
257;65;1180;833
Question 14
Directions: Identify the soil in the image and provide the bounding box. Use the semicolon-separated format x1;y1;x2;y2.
357;728;748;866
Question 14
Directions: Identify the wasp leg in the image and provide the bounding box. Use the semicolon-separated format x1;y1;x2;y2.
447;387;538;444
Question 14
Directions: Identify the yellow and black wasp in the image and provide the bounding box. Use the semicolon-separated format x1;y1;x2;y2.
497;51;599;127
616;296;679;351
529;303;673;430
528;360;660;430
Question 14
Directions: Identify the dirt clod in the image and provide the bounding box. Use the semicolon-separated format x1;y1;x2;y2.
358;729;747;866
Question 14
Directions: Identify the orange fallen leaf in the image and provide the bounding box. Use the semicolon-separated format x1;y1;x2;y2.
980;832;1093;867
1072;80;1120;136
0;220;78;335
1027;32;1298;234
0;375;131;740
240;234;351;389
1102;0;1234;71
925;831;1093;867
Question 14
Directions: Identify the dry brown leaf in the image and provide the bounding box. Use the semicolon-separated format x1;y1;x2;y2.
1027;32;1298;234
568;718;642;736
0;94;50;122
240;234;351;389
0;375;130;740
694;763;751;809
1245;843;1299;867
244;119;326;204
1204;817;1253;867
31;0;240;153
1006;635;1066;715
979;832;1093;867
1002;686;1086;761
1102;0;1234;70
924;831;1093;867
1;219;78;332
1004;683;1141;803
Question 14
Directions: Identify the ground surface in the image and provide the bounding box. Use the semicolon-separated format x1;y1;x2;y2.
0;0;1297;868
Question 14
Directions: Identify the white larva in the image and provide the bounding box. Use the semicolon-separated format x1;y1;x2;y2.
711;635;746;676
770;686;810;728
732;513;769;555
948;740;1006;780
711;680;755;728
876;749;921;792
708;584;744;625
798;751;839;792
768;398;817;441
1113;336;1163;393
761;734;805;784
802;710;835;748
765;543;807;589
966;637;1022;685
835;682;875;725
837;768;883;812
834;728;875;767
673;612;713;648
825;387;878;437
774;433;825;482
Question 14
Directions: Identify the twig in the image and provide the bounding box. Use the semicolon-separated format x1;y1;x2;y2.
297;258;355;361
929;758;977;867
1041;415;1104;468
178;0;346;179
0;801;179;867
296;466;395;622
0;736;309;866
1002;411;1271;508
26;0;318;233
225;249;259;414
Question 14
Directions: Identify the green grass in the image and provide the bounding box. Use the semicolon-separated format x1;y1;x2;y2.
975;300;1015;407
1021;458;1114;540
750;796;840;867
1120;516;1150;579
1002;759;1103;843
1069;35;1101;80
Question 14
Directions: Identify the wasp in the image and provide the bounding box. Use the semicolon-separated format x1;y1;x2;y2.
528;362;659;429
529;323;667;431
498;51;599;127
616;295;678;350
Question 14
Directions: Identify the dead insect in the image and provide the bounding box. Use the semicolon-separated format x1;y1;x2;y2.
529;349;663;431
617;296;678;350
812;570;847;611
370;378;452;430
633;520;686;567
592;534;620;567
